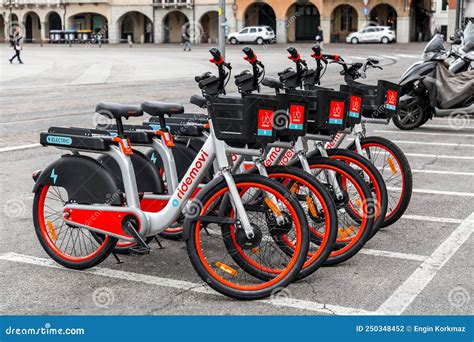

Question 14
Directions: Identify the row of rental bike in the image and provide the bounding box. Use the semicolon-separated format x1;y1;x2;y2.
32;45;413;300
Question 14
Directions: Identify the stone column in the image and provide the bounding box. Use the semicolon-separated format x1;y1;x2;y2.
41;21;48;44
275;19;287;43
108;19;119;44
396;16;410;43
321;17;330;44
154;19;163;44
358;16;370;31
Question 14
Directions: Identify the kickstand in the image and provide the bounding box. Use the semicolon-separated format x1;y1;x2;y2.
154;236;164;249
112;253;123;264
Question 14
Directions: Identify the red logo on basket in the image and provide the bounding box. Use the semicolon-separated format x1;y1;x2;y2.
289;104;305;130
385;89;398;110
328;100;344;125
349;95;362;118
257;109;274;136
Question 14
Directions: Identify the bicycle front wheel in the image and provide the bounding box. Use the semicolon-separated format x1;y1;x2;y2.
185;174;309;300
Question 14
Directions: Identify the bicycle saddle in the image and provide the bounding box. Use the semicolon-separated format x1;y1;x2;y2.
190;94;207;108
95;102;143;119
141;101;184;117
262;77;283;90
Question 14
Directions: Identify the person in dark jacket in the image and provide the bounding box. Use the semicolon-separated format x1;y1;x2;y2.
315;26;324;48
9;28;23;64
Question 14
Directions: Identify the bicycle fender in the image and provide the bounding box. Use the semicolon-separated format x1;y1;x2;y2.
32;154;122;205
97;149;164;194
182;174;225;241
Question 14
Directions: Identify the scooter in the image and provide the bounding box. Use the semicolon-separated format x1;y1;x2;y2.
393;22;474;130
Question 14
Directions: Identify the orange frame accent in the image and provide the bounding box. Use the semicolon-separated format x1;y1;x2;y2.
155;130;175;147
112;137;133;155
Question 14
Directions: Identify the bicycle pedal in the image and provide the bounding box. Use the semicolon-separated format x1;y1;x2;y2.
129;245;151;255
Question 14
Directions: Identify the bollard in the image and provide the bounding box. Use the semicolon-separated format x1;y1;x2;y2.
128;35;132;48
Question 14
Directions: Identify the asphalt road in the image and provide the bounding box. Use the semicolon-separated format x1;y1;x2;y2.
0;43;473;315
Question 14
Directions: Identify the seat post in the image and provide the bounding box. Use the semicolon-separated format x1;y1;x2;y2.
159;115;168;132
115;118;125;137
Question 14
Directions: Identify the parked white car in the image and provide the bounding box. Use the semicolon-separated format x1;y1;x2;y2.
346;26;396;44
227;26;276;45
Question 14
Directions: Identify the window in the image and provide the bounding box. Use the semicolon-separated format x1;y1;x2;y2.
442;0;448;11
258;28;262;32
240;28;248;34
250;28;257;33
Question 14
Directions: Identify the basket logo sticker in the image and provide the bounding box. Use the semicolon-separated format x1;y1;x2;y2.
385;89;398;111
257;109;274;136
289;104;305;130
328;100;345;125
349;95;362;118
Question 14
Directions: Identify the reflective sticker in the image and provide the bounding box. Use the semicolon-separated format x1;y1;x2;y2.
349;95;362;118
47;220;58;241
289;104;305;130
257;109;274;136
388;157;398;174
215;262;238;276
385;89;398;111
264;197;282;217
306;195;318;217
328;100;345;125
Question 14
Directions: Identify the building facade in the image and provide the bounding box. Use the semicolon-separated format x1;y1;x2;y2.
0;0;468;44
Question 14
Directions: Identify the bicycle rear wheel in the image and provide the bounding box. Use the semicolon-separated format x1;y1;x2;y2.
326;148;388;239
305;158;374;266
348;136;413;227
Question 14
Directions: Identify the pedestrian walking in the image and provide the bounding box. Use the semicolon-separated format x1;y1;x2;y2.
315;25;324;49
9;27;23;64
182;34;192;51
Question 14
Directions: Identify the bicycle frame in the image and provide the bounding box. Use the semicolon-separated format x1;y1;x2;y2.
61;123;256;241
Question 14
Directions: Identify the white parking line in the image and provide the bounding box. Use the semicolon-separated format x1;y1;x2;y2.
423;124;474;130
360;249;427;262
0;143;42;153
345;138;474;147
387;187;474;197
389;140;474;147
376;212;474;315
395;54;420;59
412;169;474;176
374;130;474;137
404;153;474;160
0;252;372;315
402;215;466;224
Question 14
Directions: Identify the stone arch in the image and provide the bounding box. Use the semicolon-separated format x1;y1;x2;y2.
286;2;321;42
67;12;109;42
23;11;42;43
370;4;397;30
117;11;153;43
162;11;189;43
199;10;218;43
330;4;358;43
243;2;276;32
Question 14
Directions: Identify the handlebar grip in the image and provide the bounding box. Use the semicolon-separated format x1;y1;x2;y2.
287;46;300;60
242;47;256;62
209;48;221;61
311;44;322;57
